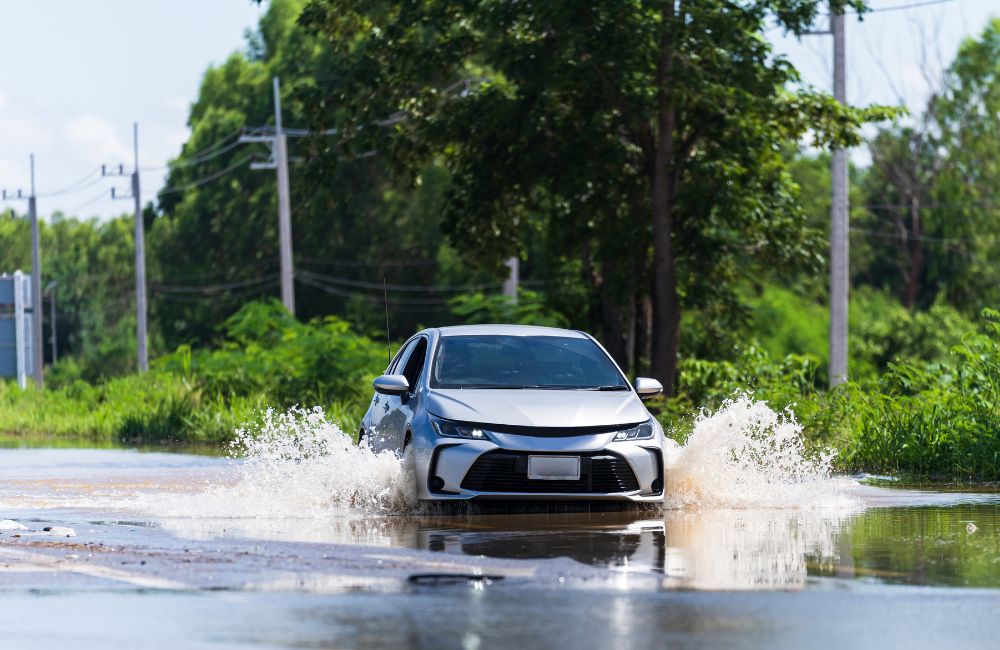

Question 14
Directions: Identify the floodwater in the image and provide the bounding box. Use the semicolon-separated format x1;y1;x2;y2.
2;404;1000;648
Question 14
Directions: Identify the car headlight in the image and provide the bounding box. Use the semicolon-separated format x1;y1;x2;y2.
614;420;655;441
430;416;487;439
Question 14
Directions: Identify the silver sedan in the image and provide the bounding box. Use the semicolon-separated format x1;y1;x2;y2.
359;324;666;502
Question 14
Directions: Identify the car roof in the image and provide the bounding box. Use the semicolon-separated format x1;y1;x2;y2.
435;324;588;339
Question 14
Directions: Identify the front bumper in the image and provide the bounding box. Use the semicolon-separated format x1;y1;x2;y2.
415;435;665;502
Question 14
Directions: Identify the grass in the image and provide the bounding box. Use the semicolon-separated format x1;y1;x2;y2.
0;373;369;448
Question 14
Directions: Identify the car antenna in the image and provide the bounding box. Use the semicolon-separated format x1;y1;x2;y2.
384;277;392;364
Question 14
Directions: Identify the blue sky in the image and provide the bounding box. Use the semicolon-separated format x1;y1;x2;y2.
0;0;995;221
0;0;261;220
770;0;998;163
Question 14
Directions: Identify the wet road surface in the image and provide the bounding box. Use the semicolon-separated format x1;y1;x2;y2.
3;448;1000;649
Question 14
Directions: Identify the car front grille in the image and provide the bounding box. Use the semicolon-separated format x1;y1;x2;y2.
460;450;640;494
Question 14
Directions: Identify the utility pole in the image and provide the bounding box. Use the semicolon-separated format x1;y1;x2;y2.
103;123;149;373
132;123;149;372
829;7;848;386
502;257;519;304
804;4;849;386
240;76;295;316
28;155;43;389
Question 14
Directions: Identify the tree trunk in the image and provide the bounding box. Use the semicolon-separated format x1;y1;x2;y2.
650;1;681;395
634;294;652;376
904;196;924;309
581;241;632;373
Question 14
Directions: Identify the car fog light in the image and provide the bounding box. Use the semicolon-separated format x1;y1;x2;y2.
430;476;445;491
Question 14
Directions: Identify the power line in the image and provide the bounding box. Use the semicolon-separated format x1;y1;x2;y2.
151;273;281;295
858;0;956;14
297;257;439;268
296;274;455;306
156;153;256;196
865;201;998;212
142;129;244;171
251;112;407;139
297;268;499;293
152;279;280;304
142;135;246;172
849;227;976;243
63;188;110;215
36;167;103;198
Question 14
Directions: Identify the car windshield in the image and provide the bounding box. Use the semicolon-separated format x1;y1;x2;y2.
431;334;628;390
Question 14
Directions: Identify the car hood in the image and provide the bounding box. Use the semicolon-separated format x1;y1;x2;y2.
426;388;648;429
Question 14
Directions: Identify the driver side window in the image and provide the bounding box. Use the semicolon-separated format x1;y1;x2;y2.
401;337;428;390
388;339;417;375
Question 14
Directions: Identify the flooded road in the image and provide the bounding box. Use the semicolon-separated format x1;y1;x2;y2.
3;447;1000;648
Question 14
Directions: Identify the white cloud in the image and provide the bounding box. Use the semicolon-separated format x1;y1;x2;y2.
61;115;130;166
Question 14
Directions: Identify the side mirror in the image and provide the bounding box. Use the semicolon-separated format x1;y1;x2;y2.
373;374;409;396
634;377;664;400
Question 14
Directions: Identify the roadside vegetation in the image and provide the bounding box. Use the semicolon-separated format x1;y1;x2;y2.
2;2;1000;480
0;302;382;445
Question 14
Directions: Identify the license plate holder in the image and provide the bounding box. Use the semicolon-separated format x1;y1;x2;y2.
527;455;581;481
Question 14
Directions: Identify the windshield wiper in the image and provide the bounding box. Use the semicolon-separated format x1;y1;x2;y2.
451;384;525;389
448;383;629;390
517;384;630;391
520;384;583;390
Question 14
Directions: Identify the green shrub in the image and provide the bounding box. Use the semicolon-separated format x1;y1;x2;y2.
0;300;380;446
839;309;1000;479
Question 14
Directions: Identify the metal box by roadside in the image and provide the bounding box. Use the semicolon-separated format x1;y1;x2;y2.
0;271;36;388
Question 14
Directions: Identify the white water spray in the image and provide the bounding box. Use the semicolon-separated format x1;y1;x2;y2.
151;406;417;521
663;395;854;508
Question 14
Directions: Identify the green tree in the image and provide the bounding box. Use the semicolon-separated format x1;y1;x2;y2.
298;0;895;391
860;18;1000;313
152;0;457;348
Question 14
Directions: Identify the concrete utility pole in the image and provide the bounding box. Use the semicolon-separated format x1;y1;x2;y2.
104;125;149;373
829;7;849;386
241;76;295;316
28;155;43;389
273;78;295;316
502;257;519;304
132;123;149;372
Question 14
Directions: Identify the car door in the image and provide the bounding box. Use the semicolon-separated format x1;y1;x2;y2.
367;338;418;453
387;336;429;450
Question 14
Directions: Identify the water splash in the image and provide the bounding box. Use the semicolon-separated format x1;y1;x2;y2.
663;395;854;508
151;407;416;521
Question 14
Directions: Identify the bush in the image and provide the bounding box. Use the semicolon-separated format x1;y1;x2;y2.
747;284;977;381
839;309;1000;480
0;300;383;446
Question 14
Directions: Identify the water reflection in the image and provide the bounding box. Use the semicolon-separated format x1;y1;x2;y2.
418;514;667;572
411;508;852;590
662;508;850;590
830;503;1000;588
